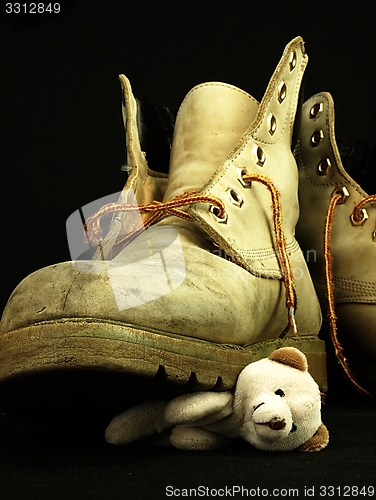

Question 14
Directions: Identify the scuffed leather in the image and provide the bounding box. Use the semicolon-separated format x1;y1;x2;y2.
0;37;322;347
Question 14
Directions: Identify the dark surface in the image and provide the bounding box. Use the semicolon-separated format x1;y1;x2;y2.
0;385;375;500
1;2;376;499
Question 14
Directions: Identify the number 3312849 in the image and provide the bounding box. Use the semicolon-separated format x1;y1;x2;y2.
6;3;61;14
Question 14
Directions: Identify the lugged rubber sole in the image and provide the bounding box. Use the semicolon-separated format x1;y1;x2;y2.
0;318;327;417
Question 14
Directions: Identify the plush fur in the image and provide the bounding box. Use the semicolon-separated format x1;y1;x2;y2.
105;347;329;452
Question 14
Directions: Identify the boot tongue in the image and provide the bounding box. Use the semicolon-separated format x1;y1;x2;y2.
163;82;259;202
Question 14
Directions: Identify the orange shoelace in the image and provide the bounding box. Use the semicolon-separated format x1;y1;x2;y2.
83;192;225;249
324;190;376;398
242;174;297;336
84;173;297;336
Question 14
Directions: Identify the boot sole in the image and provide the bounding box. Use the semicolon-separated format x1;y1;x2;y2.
0;318;327;417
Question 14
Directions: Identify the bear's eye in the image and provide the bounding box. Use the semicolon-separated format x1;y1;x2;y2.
275;389;285;397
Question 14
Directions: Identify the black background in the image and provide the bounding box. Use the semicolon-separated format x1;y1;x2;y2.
1;0;376;311
1;1;376;499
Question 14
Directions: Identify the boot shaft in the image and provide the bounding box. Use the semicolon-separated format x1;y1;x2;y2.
164;82;259;201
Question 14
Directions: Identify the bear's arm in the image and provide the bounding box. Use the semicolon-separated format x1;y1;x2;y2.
164;391;233;426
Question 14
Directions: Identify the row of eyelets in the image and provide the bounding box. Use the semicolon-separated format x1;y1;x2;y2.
330;186;370;231
208;184;245;223
209;50;297;224
210;174;250;220
311;105;373;230
266;51;295;137
330;169;370;228
309;102;330;175
210;174;249;221
307;98;372;234
331;182;371;229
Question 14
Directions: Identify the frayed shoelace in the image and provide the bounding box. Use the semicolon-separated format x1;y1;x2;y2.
324;190;376;397
83;173;297;336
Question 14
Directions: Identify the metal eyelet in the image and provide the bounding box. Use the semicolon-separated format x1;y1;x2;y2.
332;186;350;204
372;231;376;243
310;102;324;119
209;205;228;224
237;168;252;188
267;113;277;136
253;145;266;167
278;81;287;104
226;188;244;208
311;130;324;147
289;51;296;71
350;209;369;226
317;158;331;176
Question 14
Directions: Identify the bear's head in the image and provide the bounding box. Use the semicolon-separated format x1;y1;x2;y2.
233;347;329;451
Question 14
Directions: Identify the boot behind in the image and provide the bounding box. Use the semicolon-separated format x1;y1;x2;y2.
295;93;376;397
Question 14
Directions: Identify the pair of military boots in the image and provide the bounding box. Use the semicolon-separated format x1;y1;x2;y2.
0;37;375;416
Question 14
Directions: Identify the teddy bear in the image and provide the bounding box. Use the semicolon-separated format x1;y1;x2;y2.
105;347;329;452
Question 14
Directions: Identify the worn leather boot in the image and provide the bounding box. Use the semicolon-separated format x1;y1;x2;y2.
294;92;376;397
0;37;326;416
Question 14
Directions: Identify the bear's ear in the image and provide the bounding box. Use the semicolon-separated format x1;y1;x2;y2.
268;347;308;372
297;423;329;452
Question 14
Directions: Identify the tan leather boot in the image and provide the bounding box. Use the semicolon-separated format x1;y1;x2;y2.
0;37;326;416
294;92;376;397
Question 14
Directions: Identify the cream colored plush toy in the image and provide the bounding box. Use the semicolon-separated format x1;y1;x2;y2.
105;347;329;452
